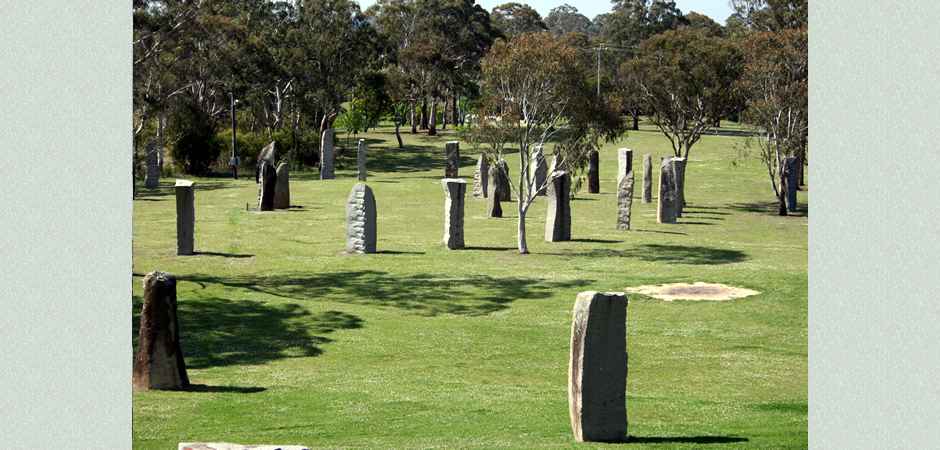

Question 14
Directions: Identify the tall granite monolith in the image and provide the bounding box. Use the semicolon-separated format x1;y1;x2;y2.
274;162;290;209
357;139;368;181
258;161;277;211
545;171;572;242
320;129;335;180
145;140;160;189
617;170;634;231
175;179;195;255
785;156;799;212
642;154;652;203
568;291;627;443
473;155;489;198
441;178;467;249
133;271;189;391
256;141;277;184
530;145;548;197
345;183;376;253
673;157;687;217
486;164;503;218
445;141;460;178
587;150;600;193
496;159;511;201
657;158;677;224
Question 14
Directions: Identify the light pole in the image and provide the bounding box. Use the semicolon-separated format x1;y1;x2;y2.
230;92;239;179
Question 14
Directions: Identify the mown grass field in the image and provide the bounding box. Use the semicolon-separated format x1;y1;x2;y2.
132;120;807;449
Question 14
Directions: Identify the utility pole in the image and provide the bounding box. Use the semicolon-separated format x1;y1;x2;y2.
596;46;602;97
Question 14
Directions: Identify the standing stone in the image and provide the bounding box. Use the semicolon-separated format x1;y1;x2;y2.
617;170;634;231
256;141;277;184
345;183;377;254
496;159;511;201
486;164;503;218
642;154;652;203
145;140;160;189
530;145;548;197
673;157;687;217
785;156;799;211
568;291;628;443
657;158;678;224
617;148;633;187
175;179;195;255
320;129;335;180
472;155;489;198
587;150;600;193
258;161;277;211
545;171;572;242
357;139;368;181
273;162;290;209
445;141;460;178
441;178;467;249
133;271;189;391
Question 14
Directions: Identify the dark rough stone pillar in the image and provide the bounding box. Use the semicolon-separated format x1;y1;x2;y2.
441;178;466;249
587;150;600;193
785;156;799;212
320;129;335;180
133;271;189;391
274;162;290;209
657;158;677;224
568;291;627;443
486;164;503;218
617;148;633;187
617;170;634;231
473;155;489;199
673;157;687;217
496;159;511;202
642;154;652;203
258;161;277;211
531;145;548;197
345;183;377;253
175;179;195;255
357;139;368;181
545;171;571;242
445;141;459;178
145;140;160;189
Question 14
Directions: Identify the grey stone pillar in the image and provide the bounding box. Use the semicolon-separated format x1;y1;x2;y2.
617;170;634;231
144;140;160;189
445;141;459;178
657;158;677;224
785;156;799;211
320;129;335;180
486;164;503;218
133;271;189;391
673;157;687;217
496;159;511;201
617;148;633;187
568;291;627;443
473;155;489;198
258;161;277;211
258;141;277;166
530;145;548;197
175;179;195;255
441;178;466;249
357;139;368;181
642;154;652;203
545;171;571;242
587;150;600;193
345;183;377;253
274;162;290;209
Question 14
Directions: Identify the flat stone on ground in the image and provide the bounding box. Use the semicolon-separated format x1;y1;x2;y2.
624;282;760;301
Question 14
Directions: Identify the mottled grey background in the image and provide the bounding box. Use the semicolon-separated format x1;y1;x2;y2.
0;1;131;448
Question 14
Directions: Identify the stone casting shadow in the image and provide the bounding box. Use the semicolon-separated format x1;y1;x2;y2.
185;384;267;394
728;202;808;217
543;244;746;265
132;293;363;369
134;181;236;200
570;238;623;244
462;246;517;251
182;270;594;317
194;251;254;258
627;435;749;444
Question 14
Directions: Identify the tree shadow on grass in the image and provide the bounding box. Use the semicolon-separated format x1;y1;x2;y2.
134;181;237;200
542;244;746;265
194;251;254;258
627;435;748;444
728;202;808;217
186;384;267;394
180;271;593;317
132;294;363;369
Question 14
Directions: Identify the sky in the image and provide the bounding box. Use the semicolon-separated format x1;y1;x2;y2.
355;1;734;25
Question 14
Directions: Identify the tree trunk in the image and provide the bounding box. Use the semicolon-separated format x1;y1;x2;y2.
778;162;788;216
517;206;529;254
441;99;448;130
410;101;417;134
394;112;404;148
452;96;459;125
632;112;639;131
157;113;166;172
420;99;428;130
428;100;437;136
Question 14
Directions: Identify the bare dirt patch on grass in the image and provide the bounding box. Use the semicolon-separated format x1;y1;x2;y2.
625;282;759;302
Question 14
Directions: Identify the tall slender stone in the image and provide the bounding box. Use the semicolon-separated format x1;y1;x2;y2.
441;178;467;249
445;141;460;178
486;164;503;217
345;183;377;253
175;179;195;255
673;157;687;217
642;154;652;203
320;129;335;179
568;291;627;443
258;161;277;211
473;155;489;198
133;271;189;391
496;159;511;201
785;156;799;211
617;148;633;187
530;145;548;196
587;150;600;193
657;158;677;224
357;139;368;181
617;170;634;231
256;141;277;184
545;171;571;242
145;140;160;189
274;162;290;209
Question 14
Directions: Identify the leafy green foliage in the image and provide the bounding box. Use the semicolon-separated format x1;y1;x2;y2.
167;100;223;175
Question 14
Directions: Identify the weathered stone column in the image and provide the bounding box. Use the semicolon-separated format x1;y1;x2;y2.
673;157;687;217
617;170;634;231
258;141;277;166
345;183;377;253
320;129;335;180
496;159;512;201
357;139;368;181
445;141;460;178
486;164;503;218
133;271;189;391
545;171;571;242
473;155;489;198
441;178;466;249
642;154;652;203
175;179;195;255
657;158;677;224
617;148;633;187
587;150;600;193
785;156;799;212
145;140;160;189
568;291;627;443
274;162;290;209
258;161;277;211
530;145;548;197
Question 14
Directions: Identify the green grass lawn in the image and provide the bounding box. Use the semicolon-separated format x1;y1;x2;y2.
132;120;807;449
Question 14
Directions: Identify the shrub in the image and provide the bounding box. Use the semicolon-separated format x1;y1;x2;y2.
167;101;223;175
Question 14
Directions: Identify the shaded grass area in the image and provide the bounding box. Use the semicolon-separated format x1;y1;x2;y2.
133;118;807;449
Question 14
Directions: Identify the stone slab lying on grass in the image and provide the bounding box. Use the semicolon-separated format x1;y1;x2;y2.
625;282;759;301
179;443;308;450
